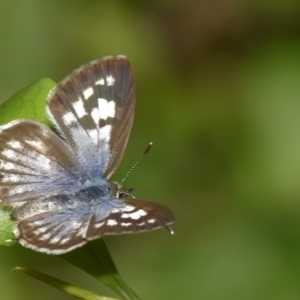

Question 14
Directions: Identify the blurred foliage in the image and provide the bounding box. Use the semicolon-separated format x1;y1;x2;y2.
13;266;118;300
1;0;300;299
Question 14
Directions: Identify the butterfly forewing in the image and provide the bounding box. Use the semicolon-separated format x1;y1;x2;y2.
47;56;135;180
0;121;85;204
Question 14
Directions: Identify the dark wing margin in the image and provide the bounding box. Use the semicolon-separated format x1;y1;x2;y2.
85;198;175;240
47;56;135;181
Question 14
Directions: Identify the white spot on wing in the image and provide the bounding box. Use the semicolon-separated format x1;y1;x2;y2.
2;149;16;159
100;125;111;141
137;209;147;216
34;227;47;234
96;78;105;85
60;237;71;245
108;101;116;117
128;211;141;220
98;98;116;120
148;219;156;224
38;232;51;241
107;219;118;226
25;139;44;149
32;220;43;226
0;161;15;170
95;76;115;86
2;174;22;182
91;108;100;124
7;140;22;149
106;75;115;86
90;99;115;125
122;205;135;212
49;236;60;244
83;87;94;100
121;222;131;227
125;209;147;220
73;98;87;118
62;112;77;125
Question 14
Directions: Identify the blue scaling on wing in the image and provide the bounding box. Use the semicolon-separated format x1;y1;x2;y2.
0;56;175;254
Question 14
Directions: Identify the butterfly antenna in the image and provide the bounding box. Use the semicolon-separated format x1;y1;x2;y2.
121;142;153;183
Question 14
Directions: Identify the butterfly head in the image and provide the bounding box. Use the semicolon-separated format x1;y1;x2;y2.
110;182;135;199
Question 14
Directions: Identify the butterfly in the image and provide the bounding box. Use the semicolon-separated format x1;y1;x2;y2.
0;56;174;254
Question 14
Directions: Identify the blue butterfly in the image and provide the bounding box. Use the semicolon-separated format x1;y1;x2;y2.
0;56;174;254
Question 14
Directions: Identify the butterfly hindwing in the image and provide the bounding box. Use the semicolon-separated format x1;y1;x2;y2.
85;198;174;238
14;196;174;254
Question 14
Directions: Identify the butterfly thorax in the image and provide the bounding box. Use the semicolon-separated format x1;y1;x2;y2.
75;181;131;200
10;181;131;221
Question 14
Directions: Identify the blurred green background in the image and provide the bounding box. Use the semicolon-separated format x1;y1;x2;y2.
1;0;300;299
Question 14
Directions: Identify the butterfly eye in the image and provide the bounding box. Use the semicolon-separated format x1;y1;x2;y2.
117;187;135;198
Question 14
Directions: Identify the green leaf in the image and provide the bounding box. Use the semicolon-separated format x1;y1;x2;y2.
0;78;56;245
62;240;141;300
0;208;14;246
0;78;56;126
14;266;118;300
